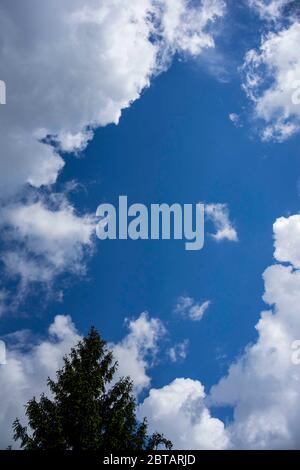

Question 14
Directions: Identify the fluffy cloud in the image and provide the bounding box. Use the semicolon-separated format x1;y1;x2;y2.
209;213;300;449
205;203;238;242
3;211;300;449
0;196;96;309
141;212;300;449
157;0;226;56
242;21;300;141
175;296;211;321
112;312;165;394
0;0;226;305
0;0;225;199
273;215;300;268
138;378;229;449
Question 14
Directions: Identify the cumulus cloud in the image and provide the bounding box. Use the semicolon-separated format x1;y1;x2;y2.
138;378;229;449
0;0;226;305
175;296;211;321
242;21;300;142
4;212;300;449
157;0;226;56
0;195;96;309
0;0;225;199
273;215;300;268
112;312;165;394
209;213;300;449
141;212;300;449
205;203;238;242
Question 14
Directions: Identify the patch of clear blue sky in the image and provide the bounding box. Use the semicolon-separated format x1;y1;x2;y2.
2;1;300;412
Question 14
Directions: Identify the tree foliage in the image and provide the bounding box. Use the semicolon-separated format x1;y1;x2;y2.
13;327;172;451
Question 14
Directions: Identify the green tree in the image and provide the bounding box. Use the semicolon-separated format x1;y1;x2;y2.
13;327;172;451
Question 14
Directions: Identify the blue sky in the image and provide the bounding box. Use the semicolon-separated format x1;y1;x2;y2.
1;0;300;450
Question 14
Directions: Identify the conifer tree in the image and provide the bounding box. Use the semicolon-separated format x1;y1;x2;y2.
13;327;172;451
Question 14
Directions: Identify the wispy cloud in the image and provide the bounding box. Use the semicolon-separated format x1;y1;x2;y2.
175;296;211;321
242;20;300;142
229;113;242;128
168;339;189;363
205;203;238;242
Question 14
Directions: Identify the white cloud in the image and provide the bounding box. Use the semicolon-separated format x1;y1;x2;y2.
1;200;95;270
139;212;300;449
242;21;300;142
248;0;294;20
209;213;300;449
0;0;225;199
0;0;226;305
4;211;300;449
273;214;300;268
205;203;238;242
168;339;189;363
0;196;96;307
57;130;94;154
157;0;226;56
138;378;229;449
229;113;242;127
112;312;165;394
175;296;211;321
